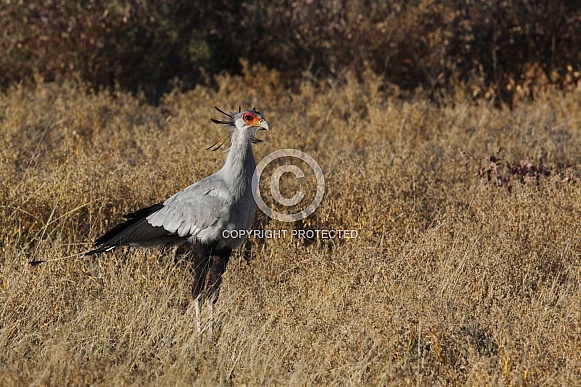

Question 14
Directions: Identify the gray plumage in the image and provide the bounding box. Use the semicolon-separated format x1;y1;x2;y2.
85;106;269;340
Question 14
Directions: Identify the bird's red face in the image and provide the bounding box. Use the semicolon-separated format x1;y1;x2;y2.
240;111;269;130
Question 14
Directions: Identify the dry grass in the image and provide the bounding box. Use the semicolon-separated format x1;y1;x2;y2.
1;69;581;385
4;0;580;104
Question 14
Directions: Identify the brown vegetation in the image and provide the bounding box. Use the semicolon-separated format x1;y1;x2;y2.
2;0;580;104
1;64;580;384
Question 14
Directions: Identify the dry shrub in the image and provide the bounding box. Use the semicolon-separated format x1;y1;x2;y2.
2;0;580;103
0;1;217;99
1;69;581;384
475;149;575;191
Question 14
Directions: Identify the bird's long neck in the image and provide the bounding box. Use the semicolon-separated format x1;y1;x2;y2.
221;130;256;197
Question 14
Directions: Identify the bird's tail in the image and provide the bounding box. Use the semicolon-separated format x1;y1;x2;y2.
82;244;116;256
86;201;174;254
28;252;86;266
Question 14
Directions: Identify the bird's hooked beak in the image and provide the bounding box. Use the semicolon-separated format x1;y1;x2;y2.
247;115;268;145
257;119;269;131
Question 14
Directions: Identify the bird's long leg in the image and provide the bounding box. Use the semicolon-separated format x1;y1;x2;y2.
178;242;211;341
195;297;203;340
206;248;232;341
208;300;214;341
192;261;210;343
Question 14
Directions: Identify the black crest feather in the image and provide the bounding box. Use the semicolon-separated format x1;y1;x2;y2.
206;131;231;151
208;106;234;151
211;106;234;126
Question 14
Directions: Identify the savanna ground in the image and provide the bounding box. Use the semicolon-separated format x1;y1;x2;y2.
1;66;581;385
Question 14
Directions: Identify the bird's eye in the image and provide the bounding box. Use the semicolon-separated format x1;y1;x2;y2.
243;114;253;121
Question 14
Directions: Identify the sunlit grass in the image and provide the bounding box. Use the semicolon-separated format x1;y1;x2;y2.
1;71;580;385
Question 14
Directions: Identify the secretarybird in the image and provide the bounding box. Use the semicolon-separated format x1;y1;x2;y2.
84;107;269;339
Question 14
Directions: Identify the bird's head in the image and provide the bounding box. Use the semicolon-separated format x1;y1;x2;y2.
234;110;269;132
209;107;269;151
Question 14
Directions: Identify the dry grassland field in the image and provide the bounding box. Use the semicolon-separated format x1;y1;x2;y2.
1;68;581;385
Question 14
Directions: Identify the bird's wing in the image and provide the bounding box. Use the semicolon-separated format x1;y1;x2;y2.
85;201;167;254
146;175;229;238
85;175;229;255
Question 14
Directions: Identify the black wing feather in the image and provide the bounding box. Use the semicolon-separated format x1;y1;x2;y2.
86;202;179;255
